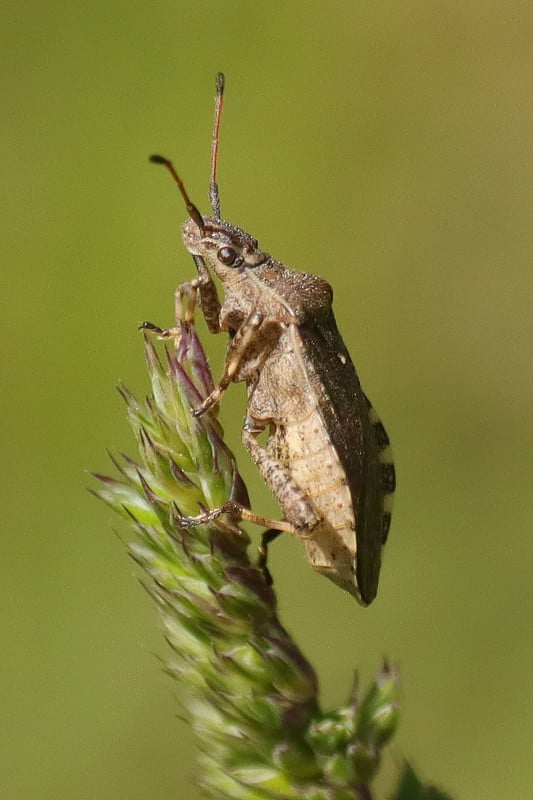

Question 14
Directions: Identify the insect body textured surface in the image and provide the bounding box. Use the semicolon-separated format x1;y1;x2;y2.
146;73;395;604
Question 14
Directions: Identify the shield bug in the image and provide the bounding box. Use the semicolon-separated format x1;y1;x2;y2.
143;73;395;604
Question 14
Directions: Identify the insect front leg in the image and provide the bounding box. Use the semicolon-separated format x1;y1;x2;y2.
140;257;221;340
193;311;264;417
169;270;220;334
192;256;221;333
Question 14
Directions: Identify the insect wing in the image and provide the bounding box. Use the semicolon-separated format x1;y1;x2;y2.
300;311;391;603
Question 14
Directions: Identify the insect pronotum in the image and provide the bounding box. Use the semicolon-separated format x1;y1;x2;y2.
143;73;396;605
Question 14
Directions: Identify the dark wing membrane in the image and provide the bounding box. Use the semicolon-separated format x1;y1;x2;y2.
300;311;384;603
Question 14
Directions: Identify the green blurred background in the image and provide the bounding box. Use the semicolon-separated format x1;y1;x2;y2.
3;1;532;798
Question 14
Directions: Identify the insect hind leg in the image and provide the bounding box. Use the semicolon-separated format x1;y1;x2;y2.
257;527;283;586
242;422;319;533
176;500;297;533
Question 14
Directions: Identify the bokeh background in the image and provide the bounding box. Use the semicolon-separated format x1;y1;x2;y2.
3;2;533;798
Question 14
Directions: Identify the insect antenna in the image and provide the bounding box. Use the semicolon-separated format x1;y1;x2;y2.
209;72;225;220
149;154;205;235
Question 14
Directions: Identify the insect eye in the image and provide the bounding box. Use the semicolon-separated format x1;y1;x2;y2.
217;246;238;266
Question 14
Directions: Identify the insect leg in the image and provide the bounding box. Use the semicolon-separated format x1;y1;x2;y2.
190;255;221;333
257;528;283;585
242;422;319;533
139;269;220;340
174;417;320;584
193;311;264;417
175;501;297;532
173;270;220;328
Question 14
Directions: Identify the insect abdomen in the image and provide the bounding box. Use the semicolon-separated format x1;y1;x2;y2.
299;316;395;603
365;396;395;545
270;408;362;599
246;320;394;603
271;408;355;529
